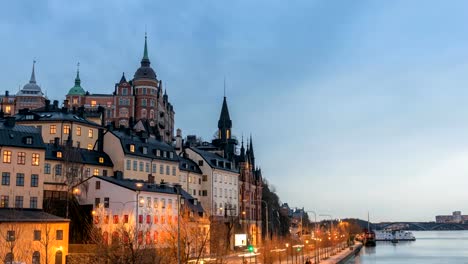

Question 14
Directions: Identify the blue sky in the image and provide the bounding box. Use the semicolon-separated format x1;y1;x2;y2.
3;0;468;222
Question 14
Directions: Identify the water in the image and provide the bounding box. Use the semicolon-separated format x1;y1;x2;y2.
345;231;468;264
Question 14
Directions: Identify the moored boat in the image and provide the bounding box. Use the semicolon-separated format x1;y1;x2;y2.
375;230;416;241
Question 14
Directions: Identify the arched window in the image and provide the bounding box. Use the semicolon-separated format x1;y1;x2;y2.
102;231;108;245
4;253;13;264
112;231;119;244
32;251;40;264
146;231;151;245
154;231;159;243
55;251;63;264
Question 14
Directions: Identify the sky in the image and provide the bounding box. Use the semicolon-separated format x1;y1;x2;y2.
2;0;468;222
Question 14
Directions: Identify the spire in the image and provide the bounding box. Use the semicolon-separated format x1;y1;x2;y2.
75;62;81;86
119;72;127;83
218;96;232;130
30;60;36;84
249;134;255;159
141;33;150;66
240;135;245;162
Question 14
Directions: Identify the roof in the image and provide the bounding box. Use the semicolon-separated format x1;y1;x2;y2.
0;208;69;222
67;69;85;96
15;109;100;127
134;35;157;80
17;61;44;97
81;176;204;213
45;144;113;167
178;156;202;174
189;147;238;173
109;130;178;162
218;97;232;129
0;120;45;149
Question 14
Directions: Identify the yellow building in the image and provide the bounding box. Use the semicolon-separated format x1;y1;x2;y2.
0;208;69;264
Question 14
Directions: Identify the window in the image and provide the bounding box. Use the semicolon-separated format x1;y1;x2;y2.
3;150;11;163
56;151;62;158
34;230;41;241
95;198;100;207
93;169;99;176
214;174;217;182
26;137;33;145
72;98;78;104
15;196;23;208
124;215;129;223
32;251;40;264
56;230;63;240
87;144;93;150
113;215;119;224
139;162;144;171
5;106;10;114
99;157;104;163
88;129;93;138
122;88;128;95
156;150;160;156
146;215;151;224
172;166;176;176
202;190;208;196
30;197;38;209
7;230;15;241
2;172;10;186
152;164;156;173
76;126;81;136
32;153;40;166
126;160;131;170
168;199;173;210
161;198;166;209
145;162;149;172
16;173;24;186
147;197;151;208
104;197;109;208
142;147;148;154
133;161;137;171
17;152;26;164
55;165;62;176
96;181;101;189
159;165;163;174
91;100;97;107
50;125;56;134
85;168;90;178
44;163;51;174
63;125;70;134
142;99;147;106
154;198;158;208
203;175;207;181
166;165;170;175
1;195;9;208
130;144;135;152
31;174;39;187
139;215;143;224
214;187;217;197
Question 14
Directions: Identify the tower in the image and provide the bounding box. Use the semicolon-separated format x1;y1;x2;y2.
66;63;86;108
212;96;237;160
16;61;46;112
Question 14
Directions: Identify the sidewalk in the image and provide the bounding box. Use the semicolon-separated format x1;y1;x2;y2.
318;243;362;264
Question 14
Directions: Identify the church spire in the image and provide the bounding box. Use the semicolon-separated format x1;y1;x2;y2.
249;134;255;169
240;135;245;162
141;33;150;66
30;60;36;84
217;96;232;141
75;62;81;86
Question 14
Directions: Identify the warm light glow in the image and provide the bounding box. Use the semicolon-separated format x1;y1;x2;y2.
136;182;143;188
56;246;63;252
139;198;145;205
91;210;96;216
285;243;289;248
242;211;246;215
73;188;80;195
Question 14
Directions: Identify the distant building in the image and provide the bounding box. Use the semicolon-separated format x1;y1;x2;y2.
435;211;468;223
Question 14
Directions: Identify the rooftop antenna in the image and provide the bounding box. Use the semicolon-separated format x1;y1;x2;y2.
223;76;226;97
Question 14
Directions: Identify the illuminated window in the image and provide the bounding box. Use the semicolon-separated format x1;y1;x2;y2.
31;153;40;166
72;98;78;104
63;125;70;134
91;100;97;107
130;144;135;152
87;144;93;150
88;129;93;138
17;152;25;165
76;127;81;136
113;215;119;224
227;129;230;139
50;125;56;134
99;157;104;163
56;152;62;158
93;169;99;176
5;106;10;114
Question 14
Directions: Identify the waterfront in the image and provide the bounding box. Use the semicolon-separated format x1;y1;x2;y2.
346;231;468;263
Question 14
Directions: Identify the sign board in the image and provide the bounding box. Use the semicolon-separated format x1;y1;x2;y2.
235;234;247;246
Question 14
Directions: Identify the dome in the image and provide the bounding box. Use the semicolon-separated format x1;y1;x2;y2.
133;35;157;81
67;68;85;96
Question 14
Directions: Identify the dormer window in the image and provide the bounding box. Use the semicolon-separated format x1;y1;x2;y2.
25;137;33;145
142;147;148;155
169;152;173;159
130;144;135;153
26;115;34;120
57;152;62;158
99;157;104;164
156;150;160;157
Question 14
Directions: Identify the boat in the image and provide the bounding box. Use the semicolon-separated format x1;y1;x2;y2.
363;212;376;247
375;230;416;241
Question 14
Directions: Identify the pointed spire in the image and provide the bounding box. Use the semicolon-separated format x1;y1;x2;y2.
141;32;150;66
240;135;245;162
75;62;81;86
119;72;127;83
249;134;255;159
30;60;36;84
218;96;232;130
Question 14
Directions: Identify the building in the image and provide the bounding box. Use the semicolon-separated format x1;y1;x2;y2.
14;103;102;151
436;211;468;223
0;208;69;264
0;118;46;210
178;155;204;201
103;128;179;183
65;35;175;143
74;176;208;253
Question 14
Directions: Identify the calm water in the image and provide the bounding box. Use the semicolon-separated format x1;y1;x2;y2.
345;231;468;264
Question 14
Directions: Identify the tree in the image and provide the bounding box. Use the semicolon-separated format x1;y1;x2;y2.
0;209;33;264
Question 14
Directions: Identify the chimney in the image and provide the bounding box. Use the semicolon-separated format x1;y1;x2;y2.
97;128;104;152
148;174;155;184
113;171;123;180
54;137;60;148
53;100;59;109
175;128;182;152
5;91;9;97
4;117;15;127
45;100;50;111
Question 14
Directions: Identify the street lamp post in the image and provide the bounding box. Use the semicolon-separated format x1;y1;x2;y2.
319;214;333;259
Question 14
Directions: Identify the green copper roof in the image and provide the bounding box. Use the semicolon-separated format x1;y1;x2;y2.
67;66;85;96
143;35;149;61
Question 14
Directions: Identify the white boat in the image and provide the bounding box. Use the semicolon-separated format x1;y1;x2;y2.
375;230;416;241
